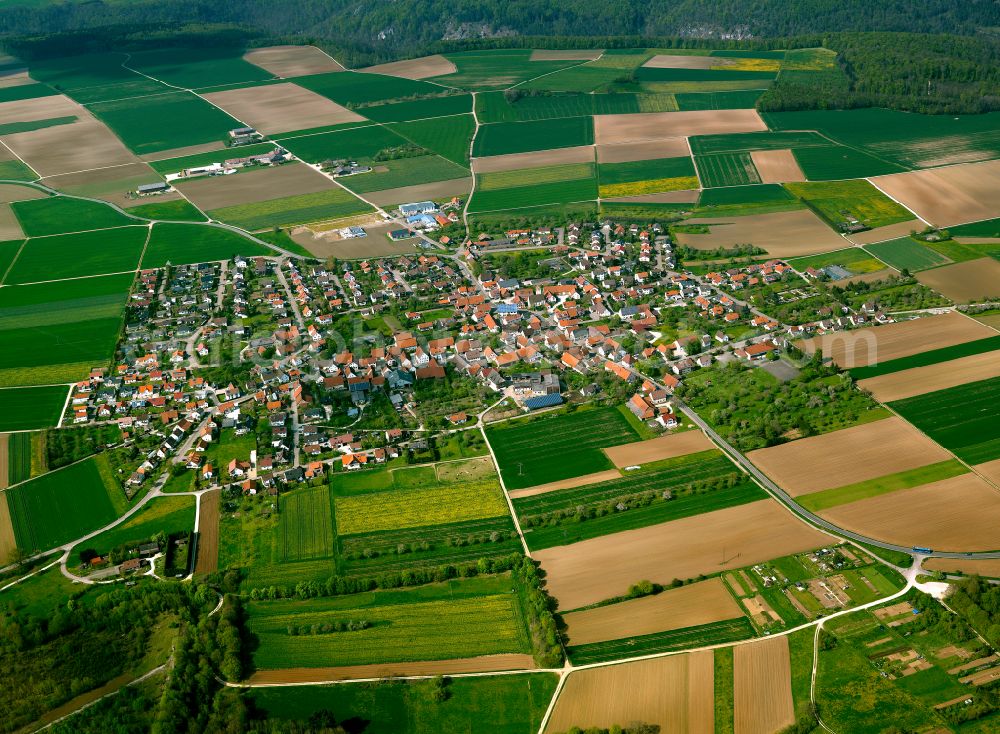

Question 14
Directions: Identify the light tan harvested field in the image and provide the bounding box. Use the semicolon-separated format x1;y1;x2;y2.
858;350;1000;402
955;237;1000;246
750;149;805;183
0;433;7;490
0;495;15;564
564;578;743;644
870;159;1000;227
290;223;418;258
917;258;1000;303
176;163;334;210
734;636;795;734
244;45;345;77
530;49;603;61
473;145;594;173
796;310;995;367
544;652;714;734
972;311;1000;330
203;83;364;135
0;203;23;240
249;654;535;683
846;219;923;245
676;209;845;256
361;54;457;80
0;70;31;88
0;184;44;204
596;138;689;163
594;109;766;145
924;557;1000;578
605;189;701;204
141;141;226;163
508;470;622;499
643;54;719;69
747;417;952;496
0;93;81;125
974;458;1000;488
3;118;138;177
536;499;831;610
194;488;220;576
604;430;714;468
366;177;471;206
820;473;1000;551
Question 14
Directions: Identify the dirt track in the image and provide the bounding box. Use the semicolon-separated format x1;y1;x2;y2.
858;350;1000;402
244;46;345;77
734;637;795;734
747;417;951;496
204;83;364;135
916;258;1000;303
247;653;535;683
194;488;220;576
603;431;714;468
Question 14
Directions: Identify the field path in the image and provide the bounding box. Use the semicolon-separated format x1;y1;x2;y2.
462;91;479;238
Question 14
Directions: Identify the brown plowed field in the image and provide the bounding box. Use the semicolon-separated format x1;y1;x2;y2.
870;159;1000;227
564;578;743;644
604;431;714;467
642;55;720;69
0;495;15;564
291;224;418;258
194;488;220;576
924;557;1000;578
795;310;994;368
141;141;226;163
734;636;795;734
204;83;364;135
750;149;805;183
594;110;766;145
596;138;689;163
536;499;831;610
176;163;334;210
0;204;21;240
530;49;603;61
0;71;31;88
747;417;952;496
361;55;457;80
508;470;622;499
4;118;138;177
605;189;701;204
544;651;714;734
0;94;82;125
0;184;45;203
858;350;1000;402
846;219;922;245
916;258;1000;303
244;46;345;77
473;145;595;173
676;209;845;256
974;457;1000;488
820;473;1000;552
248;654;535;683
366;177;472;206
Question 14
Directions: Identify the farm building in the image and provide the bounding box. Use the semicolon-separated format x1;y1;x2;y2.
136;182;170;195
400;201;439;216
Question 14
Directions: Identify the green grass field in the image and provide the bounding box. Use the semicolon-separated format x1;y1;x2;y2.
788;247;888;275
0;385;68;431
69;494;195;566
360;94;473;123
694;183;802;217
800;460;968;512
949;217;1000;238
277;124;410;163
249;673;558;734
695;152;761;187
0;83;56;103
675;89;763;110
568;617;755;664
689;131;826;156
90;91;243;155
340;155;469;194
635;66;775;83
469;178;598;213
791;144;906;180
125;199;206;222
472;116;594;157
11;196;135;236
476;90;676;123
295;71;443;106
140;223;268;267
6;226;147;284
436;49;580;90
5;456;121;552
0;116;77;136
206;188;371;230
890;376;1000;464
864;237;950;272
0;160;37;181
849;335;1000;380
597;156;695;186
479;162;594;191
6;432;31;485
486;406;639;489
388;114;476;166
785;180;913;230
247;576;529;668
128;48;274;89
25;52;170;103
280;485;335;563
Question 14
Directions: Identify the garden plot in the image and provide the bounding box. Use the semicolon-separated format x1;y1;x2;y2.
750;149;805;183
175;163;334;211
734;637;795;734
596;138;690;163
535;499;830;610
747;418;951;496
243;46;345;77
870;159;1000;227
360;55;457;79
603;430;714;468
544;652;714;734
2;117;137;177
472;145;595;173
203;83;364;135
564;578;743;644
859;351;1000;402
594;109;766;145
675;209;845;256
820;473;1000;551
796;310;995;368
916;258;1000;303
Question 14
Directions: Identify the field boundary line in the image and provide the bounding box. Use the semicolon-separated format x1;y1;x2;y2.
0;138;40;181
55;384;74;429
864;176;930;228
0;238;28;286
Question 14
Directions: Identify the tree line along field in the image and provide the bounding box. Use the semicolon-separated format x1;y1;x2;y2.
486;406;641;489
568;617;755;665
890;376;1000;464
